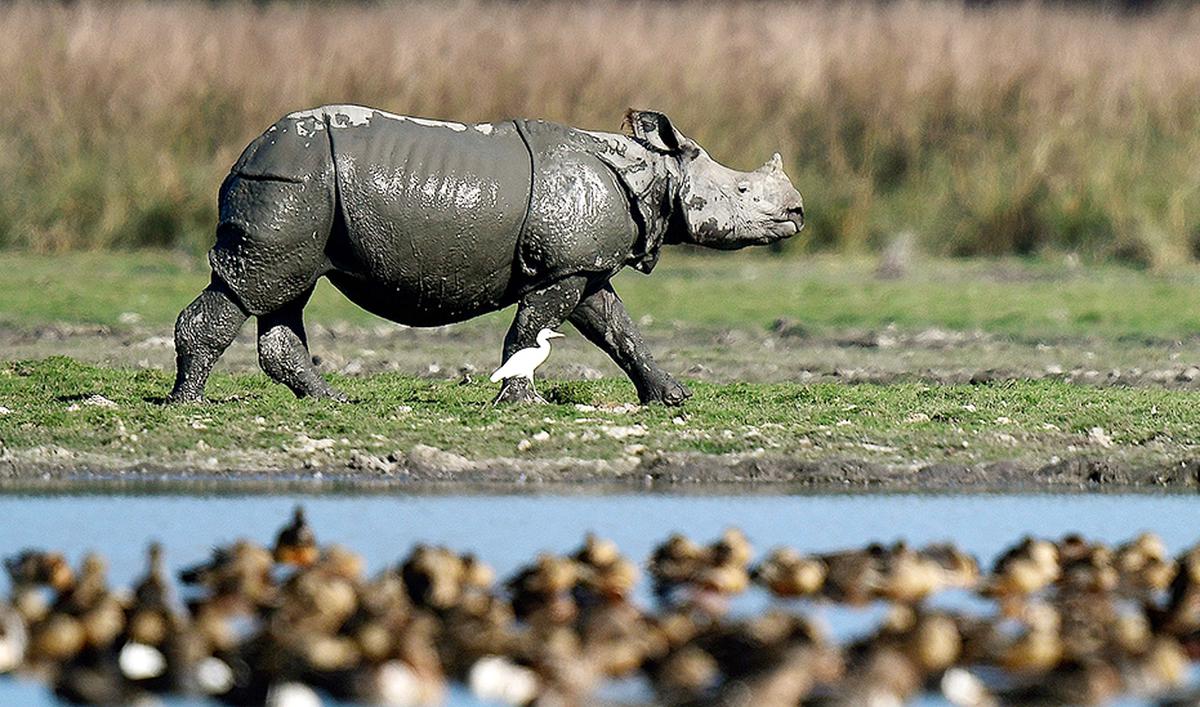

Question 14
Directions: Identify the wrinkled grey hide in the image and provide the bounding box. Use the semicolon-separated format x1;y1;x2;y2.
168;105;804;406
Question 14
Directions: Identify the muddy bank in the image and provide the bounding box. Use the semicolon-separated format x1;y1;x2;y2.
2;445;1198;492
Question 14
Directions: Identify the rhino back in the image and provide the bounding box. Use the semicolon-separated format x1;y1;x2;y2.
516;121;641;282
324;108;531;322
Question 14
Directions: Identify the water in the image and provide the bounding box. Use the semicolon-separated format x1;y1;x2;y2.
0;491;1195;705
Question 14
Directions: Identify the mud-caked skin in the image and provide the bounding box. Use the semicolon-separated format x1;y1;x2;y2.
167;106;804;406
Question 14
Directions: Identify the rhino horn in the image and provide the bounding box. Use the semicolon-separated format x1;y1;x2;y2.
759;152;784;173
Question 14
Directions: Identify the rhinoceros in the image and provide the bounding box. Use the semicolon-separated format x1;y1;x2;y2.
167;105;804;406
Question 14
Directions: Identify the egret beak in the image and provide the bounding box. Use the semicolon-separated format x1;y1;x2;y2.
548;331;566;339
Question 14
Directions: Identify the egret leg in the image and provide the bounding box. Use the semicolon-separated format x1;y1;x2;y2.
256;287;349;401
493;276;588;405
568;283;691;406
167;276;249;404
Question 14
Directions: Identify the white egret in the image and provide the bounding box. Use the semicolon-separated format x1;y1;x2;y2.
490;329;565;383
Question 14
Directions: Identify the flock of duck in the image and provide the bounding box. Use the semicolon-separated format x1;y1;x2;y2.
1;509;1198;705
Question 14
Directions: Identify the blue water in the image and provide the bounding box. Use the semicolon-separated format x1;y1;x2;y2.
0;491;1195;705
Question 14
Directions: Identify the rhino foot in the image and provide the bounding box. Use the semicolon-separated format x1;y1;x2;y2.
492;378;546;405
298;385;351;403
640;377;692;407
164;390;205;406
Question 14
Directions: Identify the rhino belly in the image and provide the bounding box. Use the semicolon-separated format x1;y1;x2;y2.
323;109;532;325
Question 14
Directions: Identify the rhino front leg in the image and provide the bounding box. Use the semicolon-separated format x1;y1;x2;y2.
494;276;588;405
256;288;349;402
569;283;691;406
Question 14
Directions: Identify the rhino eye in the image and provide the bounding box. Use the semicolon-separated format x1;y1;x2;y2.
737;181;750;193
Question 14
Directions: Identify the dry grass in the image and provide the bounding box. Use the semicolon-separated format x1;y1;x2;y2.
2;0;1199;263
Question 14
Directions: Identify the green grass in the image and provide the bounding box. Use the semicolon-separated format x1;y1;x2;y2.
5;251;1200;340
4;252;1200;473
1;357;1198;471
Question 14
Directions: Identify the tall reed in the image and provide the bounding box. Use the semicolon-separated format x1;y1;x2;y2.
2;1;1198;264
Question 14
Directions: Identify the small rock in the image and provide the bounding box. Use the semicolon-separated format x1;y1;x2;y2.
347;451;400;474
407;444;473;472
532;430;550;442
134;336;173;349
290;435;336;454
1177;366;1200;382
85;394;117;408
516;439;533;452
1088;427;1114;448
602;424;646;440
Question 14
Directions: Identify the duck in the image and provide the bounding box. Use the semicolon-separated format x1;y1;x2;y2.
921;542;981;590
1115;532;1176;596
988;536;1060;601
401;544;472;611
994;659;1121;705
572;533;638;603
997;602;1063;674
1119;636;1189;697
823;646;922;706
180;539;276;607
876;542;945;604
506;553;578;623
5;550;75;624
874;606;962;676
648;533;707;600
468;654;540;705
273;506;319;568
753;547;827;598
646;644;719;702
60;553;126;653
0;602;28;673
821;546;885;605
127;542;177;647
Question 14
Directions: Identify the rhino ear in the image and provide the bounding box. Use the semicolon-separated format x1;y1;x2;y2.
623;109;686;154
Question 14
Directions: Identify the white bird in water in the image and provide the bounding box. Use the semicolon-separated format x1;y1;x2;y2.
490;328;565;383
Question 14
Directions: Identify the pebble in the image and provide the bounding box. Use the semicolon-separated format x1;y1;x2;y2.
1088;427;1114;448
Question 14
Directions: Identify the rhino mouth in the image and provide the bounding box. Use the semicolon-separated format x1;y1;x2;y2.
769;217;802;238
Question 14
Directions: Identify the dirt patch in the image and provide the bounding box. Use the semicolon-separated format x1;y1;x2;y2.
4;320;1200;390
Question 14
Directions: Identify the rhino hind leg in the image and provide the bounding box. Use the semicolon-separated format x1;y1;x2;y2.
167;276;249;404
256;289;348;402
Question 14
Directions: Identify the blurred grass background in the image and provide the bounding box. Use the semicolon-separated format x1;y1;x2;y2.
1;0;1199;266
